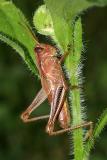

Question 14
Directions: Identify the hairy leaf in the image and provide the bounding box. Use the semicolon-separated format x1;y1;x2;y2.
44;0;107;51
0;0;38;75
84;108;107;159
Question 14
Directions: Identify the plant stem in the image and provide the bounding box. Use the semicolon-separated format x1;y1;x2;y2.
66;18;84;160
70;76;84;160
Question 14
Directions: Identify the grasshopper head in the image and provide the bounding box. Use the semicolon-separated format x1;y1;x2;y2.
34;43;56;57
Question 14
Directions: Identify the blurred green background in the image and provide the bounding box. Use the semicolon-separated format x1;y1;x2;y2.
0;0;107;160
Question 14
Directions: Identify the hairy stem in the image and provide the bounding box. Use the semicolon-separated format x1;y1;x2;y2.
66;18;84;160
70;78;84;160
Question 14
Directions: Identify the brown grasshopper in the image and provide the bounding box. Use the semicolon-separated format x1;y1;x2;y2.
20;23;92;136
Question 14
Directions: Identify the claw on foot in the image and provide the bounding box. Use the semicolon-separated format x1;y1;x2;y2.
46;121;54;135
21;111;29;123
84;121;93;140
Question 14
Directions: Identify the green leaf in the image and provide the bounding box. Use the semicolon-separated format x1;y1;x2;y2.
33;5;63;51
88;0;107;6
44;0;73;51
44;0;107;51
0;0;38;75
84;108;107;159
33;5;54;37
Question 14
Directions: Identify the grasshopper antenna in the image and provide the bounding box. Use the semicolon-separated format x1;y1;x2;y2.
18;21;39;44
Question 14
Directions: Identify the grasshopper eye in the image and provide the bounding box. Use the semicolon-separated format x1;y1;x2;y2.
35;47;44;54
